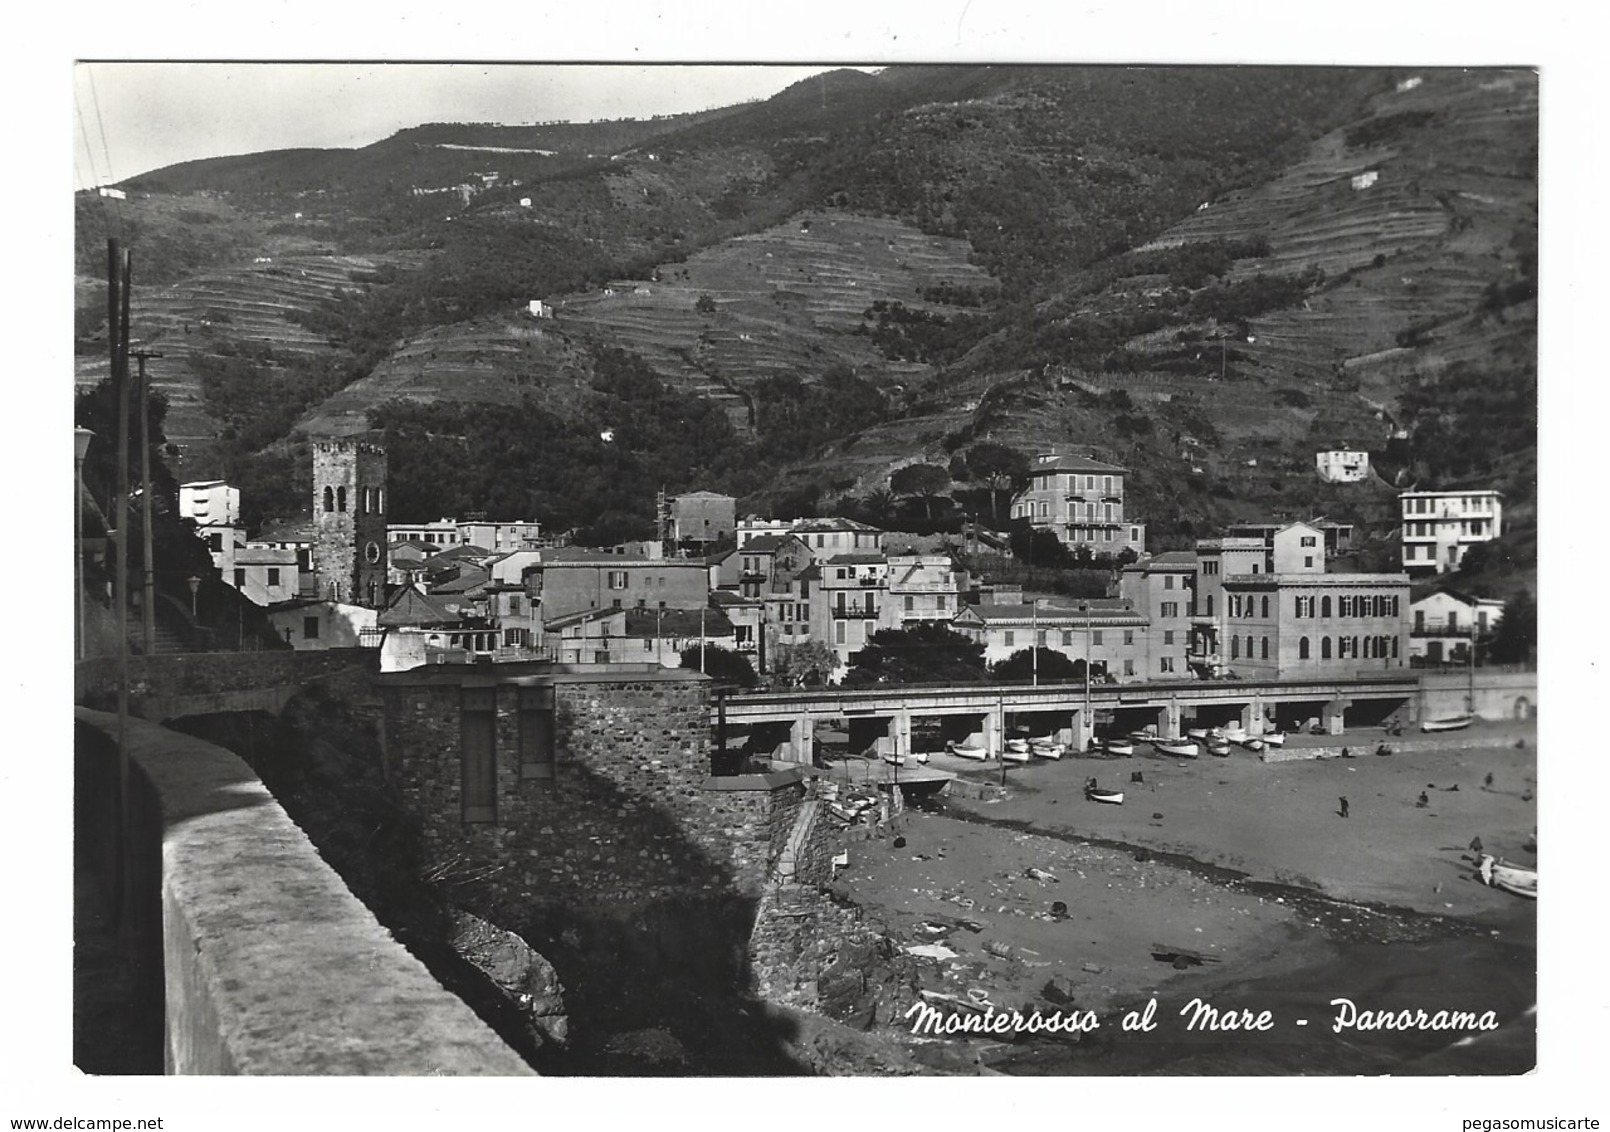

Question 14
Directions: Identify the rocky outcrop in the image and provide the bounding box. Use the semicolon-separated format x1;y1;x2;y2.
448;910;569;1049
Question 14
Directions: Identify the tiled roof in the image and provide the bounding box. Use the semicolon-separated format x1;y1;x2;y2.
824;553;887;566
740;534;787;553
377;585;462;628
791;517;882;533
1030;454;1127;474
622;608;735;638
1148;551;1197;567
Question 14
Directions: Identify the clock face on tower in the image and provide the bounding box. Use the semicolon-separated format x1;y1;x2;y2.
365;541;381;564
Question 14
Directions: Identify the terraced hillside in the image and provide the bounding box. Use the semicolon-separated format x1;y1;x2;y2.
807;68;1535;543
298;312;595;437
524;211;990;426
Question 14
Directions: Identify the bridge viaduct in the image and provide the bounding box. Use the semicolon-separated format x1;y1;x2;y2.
714;675;1423;764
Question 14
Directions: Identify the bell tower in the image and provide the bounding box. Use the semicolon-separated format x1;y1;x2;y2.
312;436;389;606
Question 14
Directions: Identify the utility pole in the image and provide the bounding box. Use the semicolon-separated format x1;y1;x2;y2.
1082;602;1093;747
109;239;133;930
699;604;707;674
132;350;164;655
1031;598;1038;687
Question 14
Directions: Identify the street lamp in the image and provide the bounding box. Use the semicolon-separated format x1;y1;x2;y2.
188;575;201;620
74;428;94;660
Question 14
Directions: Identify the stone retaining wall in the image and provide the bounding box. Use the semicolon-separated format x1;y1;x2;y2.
75;708;532;1075
380;665;804;910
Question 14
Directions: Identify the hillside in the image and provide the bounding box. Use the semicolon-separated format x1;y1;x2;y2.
74;65;1533;562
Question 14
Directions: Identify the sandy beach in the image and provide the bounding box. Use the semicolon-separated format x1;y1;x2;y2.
825;720;1536;1071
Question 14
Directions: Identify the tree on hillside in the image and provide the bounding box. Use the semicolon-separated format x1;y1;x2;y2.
843;624;987;686
1009;523;1074;570
989;647;1083;683
1488;589;1536;667
961;442;1031;520
679;644;757;689
766;640;840;689
890;462;952;519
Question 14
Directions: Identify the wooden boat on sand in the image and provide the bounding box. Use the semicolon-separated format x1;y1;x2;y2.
1155;739;1200;758
1477;854;1537;899
1085;786;1124;805
1421;714;1473;733
948;740;989;761
1104;738;1135;757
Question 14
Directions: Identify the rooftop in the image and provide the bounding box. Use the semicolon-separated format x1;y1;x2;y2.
1029;454;1127;475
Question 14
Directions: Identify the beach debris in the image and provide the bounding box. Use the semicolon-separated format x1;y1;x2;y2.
983;940;1016;960
905;943;960;961
1081;962;1103;975
1050;900;1069;919
893;836;908;849
1152;812;1164;820
1042;975;1079;1003
1024;867;1059;884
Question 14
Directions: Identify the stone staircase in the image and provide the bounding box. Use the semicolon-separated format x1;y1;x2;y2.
125;610;188;656
772;799;820;884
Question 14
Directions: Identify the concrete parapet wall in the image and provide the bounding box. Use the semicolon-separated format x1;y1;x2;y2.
75;708;532;1075
75;650;375;710
1418;669;1536;723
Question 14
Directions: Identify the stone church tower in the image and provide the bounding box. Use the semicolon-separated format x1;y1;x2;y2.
311;436;388;606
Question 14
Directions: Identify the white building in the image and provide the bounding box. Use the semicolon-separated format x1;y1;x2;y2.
266;599;379;650
180;480;241;527
227;546;300;606
388;519;463;548
1408;590;1506;665
1315;450;1370;483
736;516;796;547
1399;490;1503;574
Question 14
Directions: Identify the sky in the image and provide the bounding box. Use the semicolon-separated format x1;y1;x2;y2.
72;63;861;189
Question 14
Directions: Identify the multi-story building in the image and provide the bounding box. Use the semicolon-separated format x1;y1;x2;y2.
669;491;737;546
1408;589;1506;665
1399;490;1503;574
736;516;795;547
788;517;885;557
1118;551;1197;679
1008;453;1146;555
459;519;544;553
807;553;890;669
1217;573;1410;680
1226;518;1354;559
880;555;968;631
533;550;709;624
1315;450;1370;483
179;480;240;527
387;519;463;548
227;546;300;606
950;599;1151;680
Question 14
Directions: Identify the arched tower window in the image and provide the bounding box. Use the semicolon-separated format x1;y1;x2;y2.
1299;636;1310;659
1261;595;1270;619
1321;636;1332;659
323;486;335;513
1206;594;1214;617
1261;636;1269;659
375;487;384;513
1321;595;1332;618
1231;637;1240;660
337;486;347;512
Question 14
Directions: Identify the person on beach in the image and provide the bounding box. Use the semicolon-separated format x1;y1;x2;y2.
1339;796;1350;818
1484;772;1495;790
1469;835;1484;859
1417;791;1429;809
